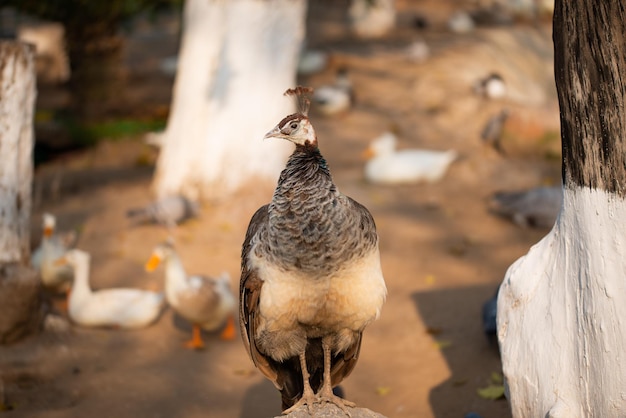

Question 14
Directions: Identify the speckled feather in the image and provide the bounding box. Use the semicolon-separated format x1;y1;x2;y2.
258;142;378;275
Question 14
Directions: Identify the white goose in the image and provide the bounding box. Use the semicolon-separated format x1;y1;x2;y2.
363;132;458;184
59;249;164;329
145;241;236;349
31;213;74;293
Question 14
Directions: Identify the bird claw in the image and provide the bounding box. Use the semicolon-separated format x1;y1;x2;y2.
316;389;355;416
282;394;316;415
282;392;354;416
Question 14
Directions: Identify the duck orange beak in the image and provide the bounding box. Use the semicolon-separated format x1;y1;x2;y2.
54;256;68;266
145;254;162;272
43;226;54;237
361;147;376;160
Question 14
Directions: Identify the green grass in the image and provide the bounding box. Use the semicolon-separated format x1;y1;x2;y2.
63;117;167;144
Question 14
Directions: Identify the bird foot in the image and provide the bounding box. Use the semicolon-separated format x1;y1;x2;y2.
282;391;354;416
282;386;318;415
219;316;236;341
315;388;355;416
184;339;205;350
185;325;206;350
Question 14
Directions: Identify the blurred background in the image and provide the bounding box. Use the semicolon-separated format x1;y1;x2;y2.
0;0;561;417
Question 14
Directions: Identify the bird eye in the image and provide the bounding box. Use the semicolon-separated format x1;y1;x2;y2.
290;123;298;129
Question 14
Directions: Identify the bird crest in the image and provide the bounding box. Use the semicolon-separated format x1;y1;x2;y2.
284;86;313;116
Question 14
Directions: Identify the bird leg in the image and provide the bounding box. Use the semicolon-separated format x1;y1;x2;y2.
282;351;317;415
219;315;236;340
316;335;355;414
184;324;205;350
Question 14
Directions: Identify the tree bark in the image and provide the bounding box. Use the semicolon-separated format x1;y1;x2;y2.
152;0;306;201
553;0;626;195
497;1;626;417
0;41;42;344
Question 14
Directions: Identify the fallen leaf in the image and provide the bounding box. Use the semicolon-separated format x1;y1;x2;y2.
490;371;503;384
433;339;452;350
233;368;256;377
425;326;443;335
219;222;233;232
447;243;467;257
477;384;505;400
376;386;391;396
0;402;15;412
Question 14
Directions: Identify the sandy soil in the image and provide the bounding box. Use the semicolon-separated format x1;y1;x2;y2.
1;2;561;417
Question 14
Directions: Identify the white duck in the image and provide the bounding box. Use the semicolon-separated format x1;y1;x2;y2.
59;249;164;329
312;68;354;116
363;132;458;184
145;241;236;349
31;213;75;293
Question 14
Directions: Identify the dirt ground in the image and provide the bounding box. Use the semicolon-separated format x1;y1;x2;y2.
1;1;561;417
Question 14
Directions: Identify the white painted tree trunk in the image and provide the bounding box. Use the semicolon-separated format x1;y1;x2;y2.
497;0;626;416
0;41;35;264
0;41;41;345
152;0;307;201
498;189;626;417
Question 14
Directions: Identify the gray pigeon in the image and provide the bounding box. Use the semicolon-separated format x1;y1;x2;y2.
126;195;199;227
481;109;510;154
240;87;386;414
489;185;562;228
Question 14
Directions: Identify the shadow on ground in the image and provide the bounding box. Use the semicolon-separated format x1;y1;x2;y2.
412;284;512;418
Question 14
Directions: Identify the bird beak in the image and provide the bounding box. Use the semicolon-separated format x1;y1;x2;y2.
54;256;68;266
43;226;54;237
145;254;162;272
361;146;376;160
263;126;282;140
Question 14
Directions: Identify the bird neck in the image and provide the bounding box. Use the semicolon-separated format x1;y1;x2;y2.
277;143;331;186
71;258;92;296
266;145;350;275
164;253;189;296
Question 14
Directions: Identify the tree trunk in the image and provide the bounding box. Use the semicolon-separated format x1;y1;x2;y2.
497;1;626;417
152;0;306;201
0;41;42;344
65;25;126;121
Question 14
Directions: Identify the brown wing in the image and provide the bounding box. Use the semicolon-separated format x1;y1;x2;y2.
345;196;379;246
325;196;374;387
239;205;280;386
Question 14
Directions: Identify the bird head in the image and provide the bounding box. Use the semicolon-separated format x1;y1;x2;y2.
42;213;56;237
264;86;317;147
145;239;175;272
55;249;89;267
362;132;397;160
264;113;317;147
